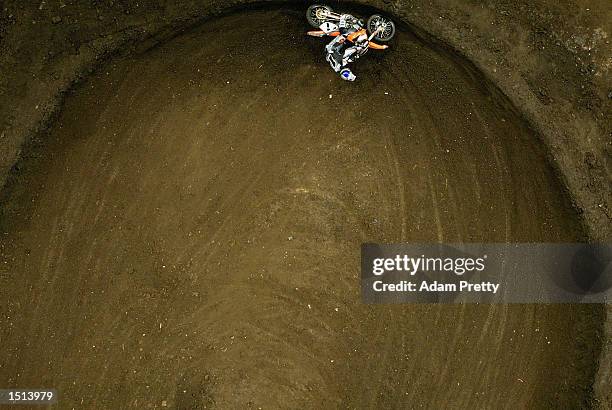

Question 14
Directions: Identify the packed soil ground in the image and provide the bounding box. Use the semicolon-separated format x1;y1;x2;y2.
0;7;603;409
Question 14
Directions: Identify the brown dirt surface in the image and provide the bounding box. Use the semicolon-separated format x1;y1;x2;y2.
0;8;604;409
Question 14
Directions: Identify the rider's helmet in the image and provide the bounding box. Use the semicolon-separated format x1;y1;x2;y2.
340;68;356;82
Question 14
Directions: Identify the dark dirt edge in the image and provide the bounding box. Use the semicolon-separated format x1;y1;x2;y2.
0;1;608;407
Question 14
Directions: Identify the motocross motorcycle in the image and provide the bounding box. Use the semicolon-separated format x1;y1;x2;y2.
306;4;396;80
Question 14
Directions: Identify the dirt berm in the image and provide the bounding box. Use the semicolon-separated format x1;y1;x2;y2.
0;0;610;408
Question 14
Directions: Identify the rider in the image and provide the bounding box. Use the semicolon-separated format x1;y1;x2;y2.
324;14;387;81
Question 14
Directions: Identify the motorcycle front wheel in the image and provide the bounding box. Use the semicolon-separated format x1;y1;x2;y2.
367;14;396;42
307;5;333;28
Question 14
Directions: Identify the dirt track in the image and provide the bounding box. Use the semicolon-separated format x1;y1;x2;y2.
0;8;603;409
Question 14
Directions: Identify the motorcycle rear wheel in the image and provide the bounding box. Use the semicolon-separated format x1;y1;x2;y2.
307;5;333;28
